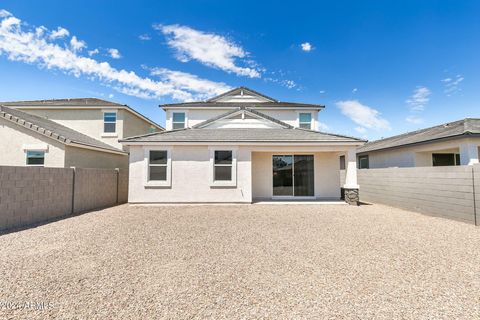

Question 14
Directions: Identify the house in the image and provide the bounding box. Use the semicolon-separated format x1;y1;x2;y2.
120;87;365;205
0;98;163;169
356;118;480;169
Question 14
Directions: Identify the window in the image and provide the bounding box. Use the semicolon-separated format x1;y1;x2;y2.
103;112;117;133
144;148;171;187
149;126;156;133
148;151;168;181
299;113;312;129
339;155;346;170
172;112;186;129
210;148;237;187
432;153;460;166
26;151;45;166
358;155;369;169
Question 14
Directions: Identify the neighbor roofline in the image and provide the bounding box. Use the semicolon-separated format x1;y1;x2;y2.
120;140;365;146
357;132;480;155
207;86;278;102
6;103;164;130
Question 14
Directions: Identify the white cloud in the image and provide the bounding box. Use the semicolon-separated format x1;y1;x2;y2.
442;74;464;96
0;11;231;102
108;93;114;98
406;86;431;111
336;100;390;131
156;24;260;78
108;48;121;59
352;88;358;93
319;90;326;94
300;42;313;52
318;122;329;131
139;34;151;41
88;48;99;56
406;116;423;124
50;27;69;39
70;36;86;51
355;126;366;134
263;77;298;89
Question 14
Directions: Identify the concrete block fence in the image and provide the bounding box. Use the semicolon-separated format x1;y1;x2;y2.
341;165;480;225
0;166;128;231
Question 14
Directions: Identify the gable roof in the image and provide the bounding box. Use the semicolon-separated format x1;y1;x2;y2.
192;107;293;129
0;106;127;155
1;98;164;130
161;86;324;110
207;86;277;102
358;118;480;153
121;127;365;144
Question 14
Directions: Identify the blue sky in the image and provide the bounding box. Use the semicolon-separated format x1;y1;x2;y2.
0;1;479;140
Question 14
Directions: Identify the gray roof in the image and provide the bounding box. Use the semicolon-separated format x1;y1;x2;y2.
121;128;365;143
358;118;480;153
162;86;324;109
0;98;125;107
192;107;293;129
1;98;164;130
0;106;126;154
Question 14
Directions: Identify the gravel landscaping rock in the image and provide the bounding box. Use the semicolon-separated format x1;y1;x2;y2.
0;203;479;319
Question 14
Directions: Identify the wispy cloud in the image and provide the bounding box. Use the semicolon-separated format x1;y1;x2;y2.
264;77;298;89
107;48;121;59
406;116;423;124
442;74;464;96
0;10;230;102
319;90;326;94
352;88;358;93
50;27;69;39
88;48;99;56
336;100;390;131
155;24;261;78
355;126;366;134
138;34;151;41
300;42;313;52
318;122;329;131
406;86;431;111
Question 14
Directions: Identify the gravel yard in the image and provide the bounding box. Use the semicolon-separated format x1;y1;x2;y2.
1;203;479;319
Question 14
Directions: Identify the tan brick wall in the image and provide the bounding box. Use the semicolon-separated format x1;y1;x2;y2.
0;166;129;231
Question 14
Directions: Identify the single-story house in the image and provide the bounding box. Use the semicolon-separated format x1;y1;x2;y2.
121;87;365;204
356;118;480;168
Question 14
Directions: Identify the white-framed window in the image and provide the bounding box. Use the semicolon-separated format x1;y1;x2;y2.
172;112;186;130
103;111;117;134
358;155;369;169
298;112;313;129
26;150;45;166
144;147;172;187
209;147;237;187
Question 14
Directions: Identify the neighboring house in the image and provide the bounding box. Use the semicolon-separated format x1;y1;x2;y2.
0;106;128;168
356;118;480;169
1;98;163;150
0;98;163;169
120;87;365;204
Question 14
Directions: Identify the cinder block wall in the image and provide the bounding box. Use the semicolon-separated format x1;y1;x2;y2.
0;166;73;230
0;166;128;231
341;165;479;224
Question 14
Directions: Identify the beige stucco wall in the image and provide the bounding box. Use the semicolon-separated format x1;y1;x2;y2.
0;117;65;167
16;108;158;150
165;108;320;130
64;146;128;169
128;145;252;203
251;151;341;199
363;137;480;168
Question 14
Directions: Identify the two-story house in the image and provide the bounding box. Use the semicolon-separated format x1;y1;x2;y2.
121;87;365;204
0;98;163;169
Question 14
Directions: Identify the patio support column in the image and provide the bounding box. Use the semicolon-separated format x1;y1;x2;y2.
343;148;359;205
459;140;479;165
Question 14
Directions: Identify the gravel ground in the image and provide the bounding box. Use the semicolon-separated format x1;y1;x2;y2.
0;203;479;319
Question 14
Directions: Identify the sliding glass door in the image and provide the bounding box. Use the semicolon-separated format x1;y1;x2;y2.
272;155;314;197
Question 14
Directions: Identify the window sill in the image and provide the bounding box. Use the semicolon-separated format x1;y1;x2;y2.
210;181;237;188
144;181;171;188
102;133;118;138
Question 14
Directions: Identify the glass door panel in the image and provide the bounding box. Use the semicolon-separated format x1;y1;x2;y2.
293;155;314;197
272;155;293;196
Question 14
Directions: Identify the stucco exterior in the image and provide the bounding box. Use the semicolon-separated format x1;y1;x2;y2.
361;137;480;168
64;146;128;169
0;117;66;167
252;151;341;200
